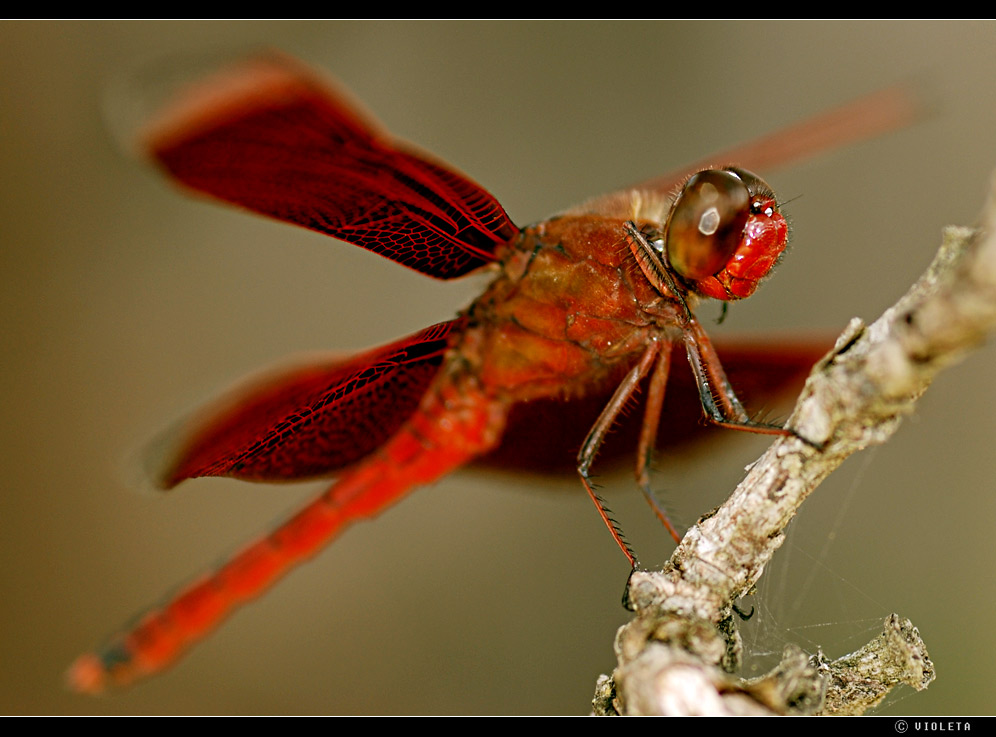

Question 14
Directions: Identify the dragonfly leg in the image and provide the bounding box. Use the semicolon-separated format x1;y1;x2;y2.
634;342;684;545
577;341;662;568
682;316;792;437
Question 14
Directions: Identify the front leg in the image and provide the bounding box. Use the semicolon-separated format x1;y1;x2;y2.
682;316;792;437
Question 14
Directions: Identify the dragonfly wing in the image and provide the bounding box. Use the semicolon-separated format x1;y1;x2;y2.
569;85;919;219
159;319;463;487
140;54;518;279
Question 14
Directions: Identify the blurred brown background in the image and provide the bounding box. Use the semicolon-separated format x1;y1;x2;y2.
2;20;995;715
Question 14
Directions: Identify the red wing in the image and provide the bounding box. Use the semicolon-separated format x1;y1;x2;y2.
140;54;518;279
478;336;830;474
159;319;463;488
570;85;919;219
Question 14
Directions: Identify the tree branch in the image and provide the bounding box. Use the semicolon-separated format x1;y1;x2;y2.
593;170;996;716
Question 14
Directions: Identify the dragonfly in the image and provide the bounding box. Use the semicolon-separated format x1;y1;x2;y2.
69;53;916;693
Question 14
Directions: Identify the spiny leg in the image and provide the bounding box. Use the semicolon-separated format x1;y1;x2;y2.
634;343;684;544
577;341;662;568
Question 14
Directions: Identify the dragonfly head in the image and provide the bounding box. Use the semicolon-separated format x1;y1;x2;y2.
665;167;788;301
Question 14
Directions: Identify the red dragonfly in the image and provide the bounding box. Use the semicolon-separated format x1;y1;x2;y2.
69;53;915;693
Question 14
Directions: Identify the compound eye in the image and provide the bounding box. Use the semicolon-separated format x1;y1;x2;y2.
666;169;750;280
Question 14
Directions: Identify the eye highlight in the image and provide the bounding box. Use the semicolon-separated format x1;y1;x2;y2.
665;170;751;281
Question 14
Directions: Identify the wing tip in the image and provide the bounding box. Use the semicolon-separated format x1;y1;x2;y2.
133;415;193;492
137;51;312;156
133;50;389;163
